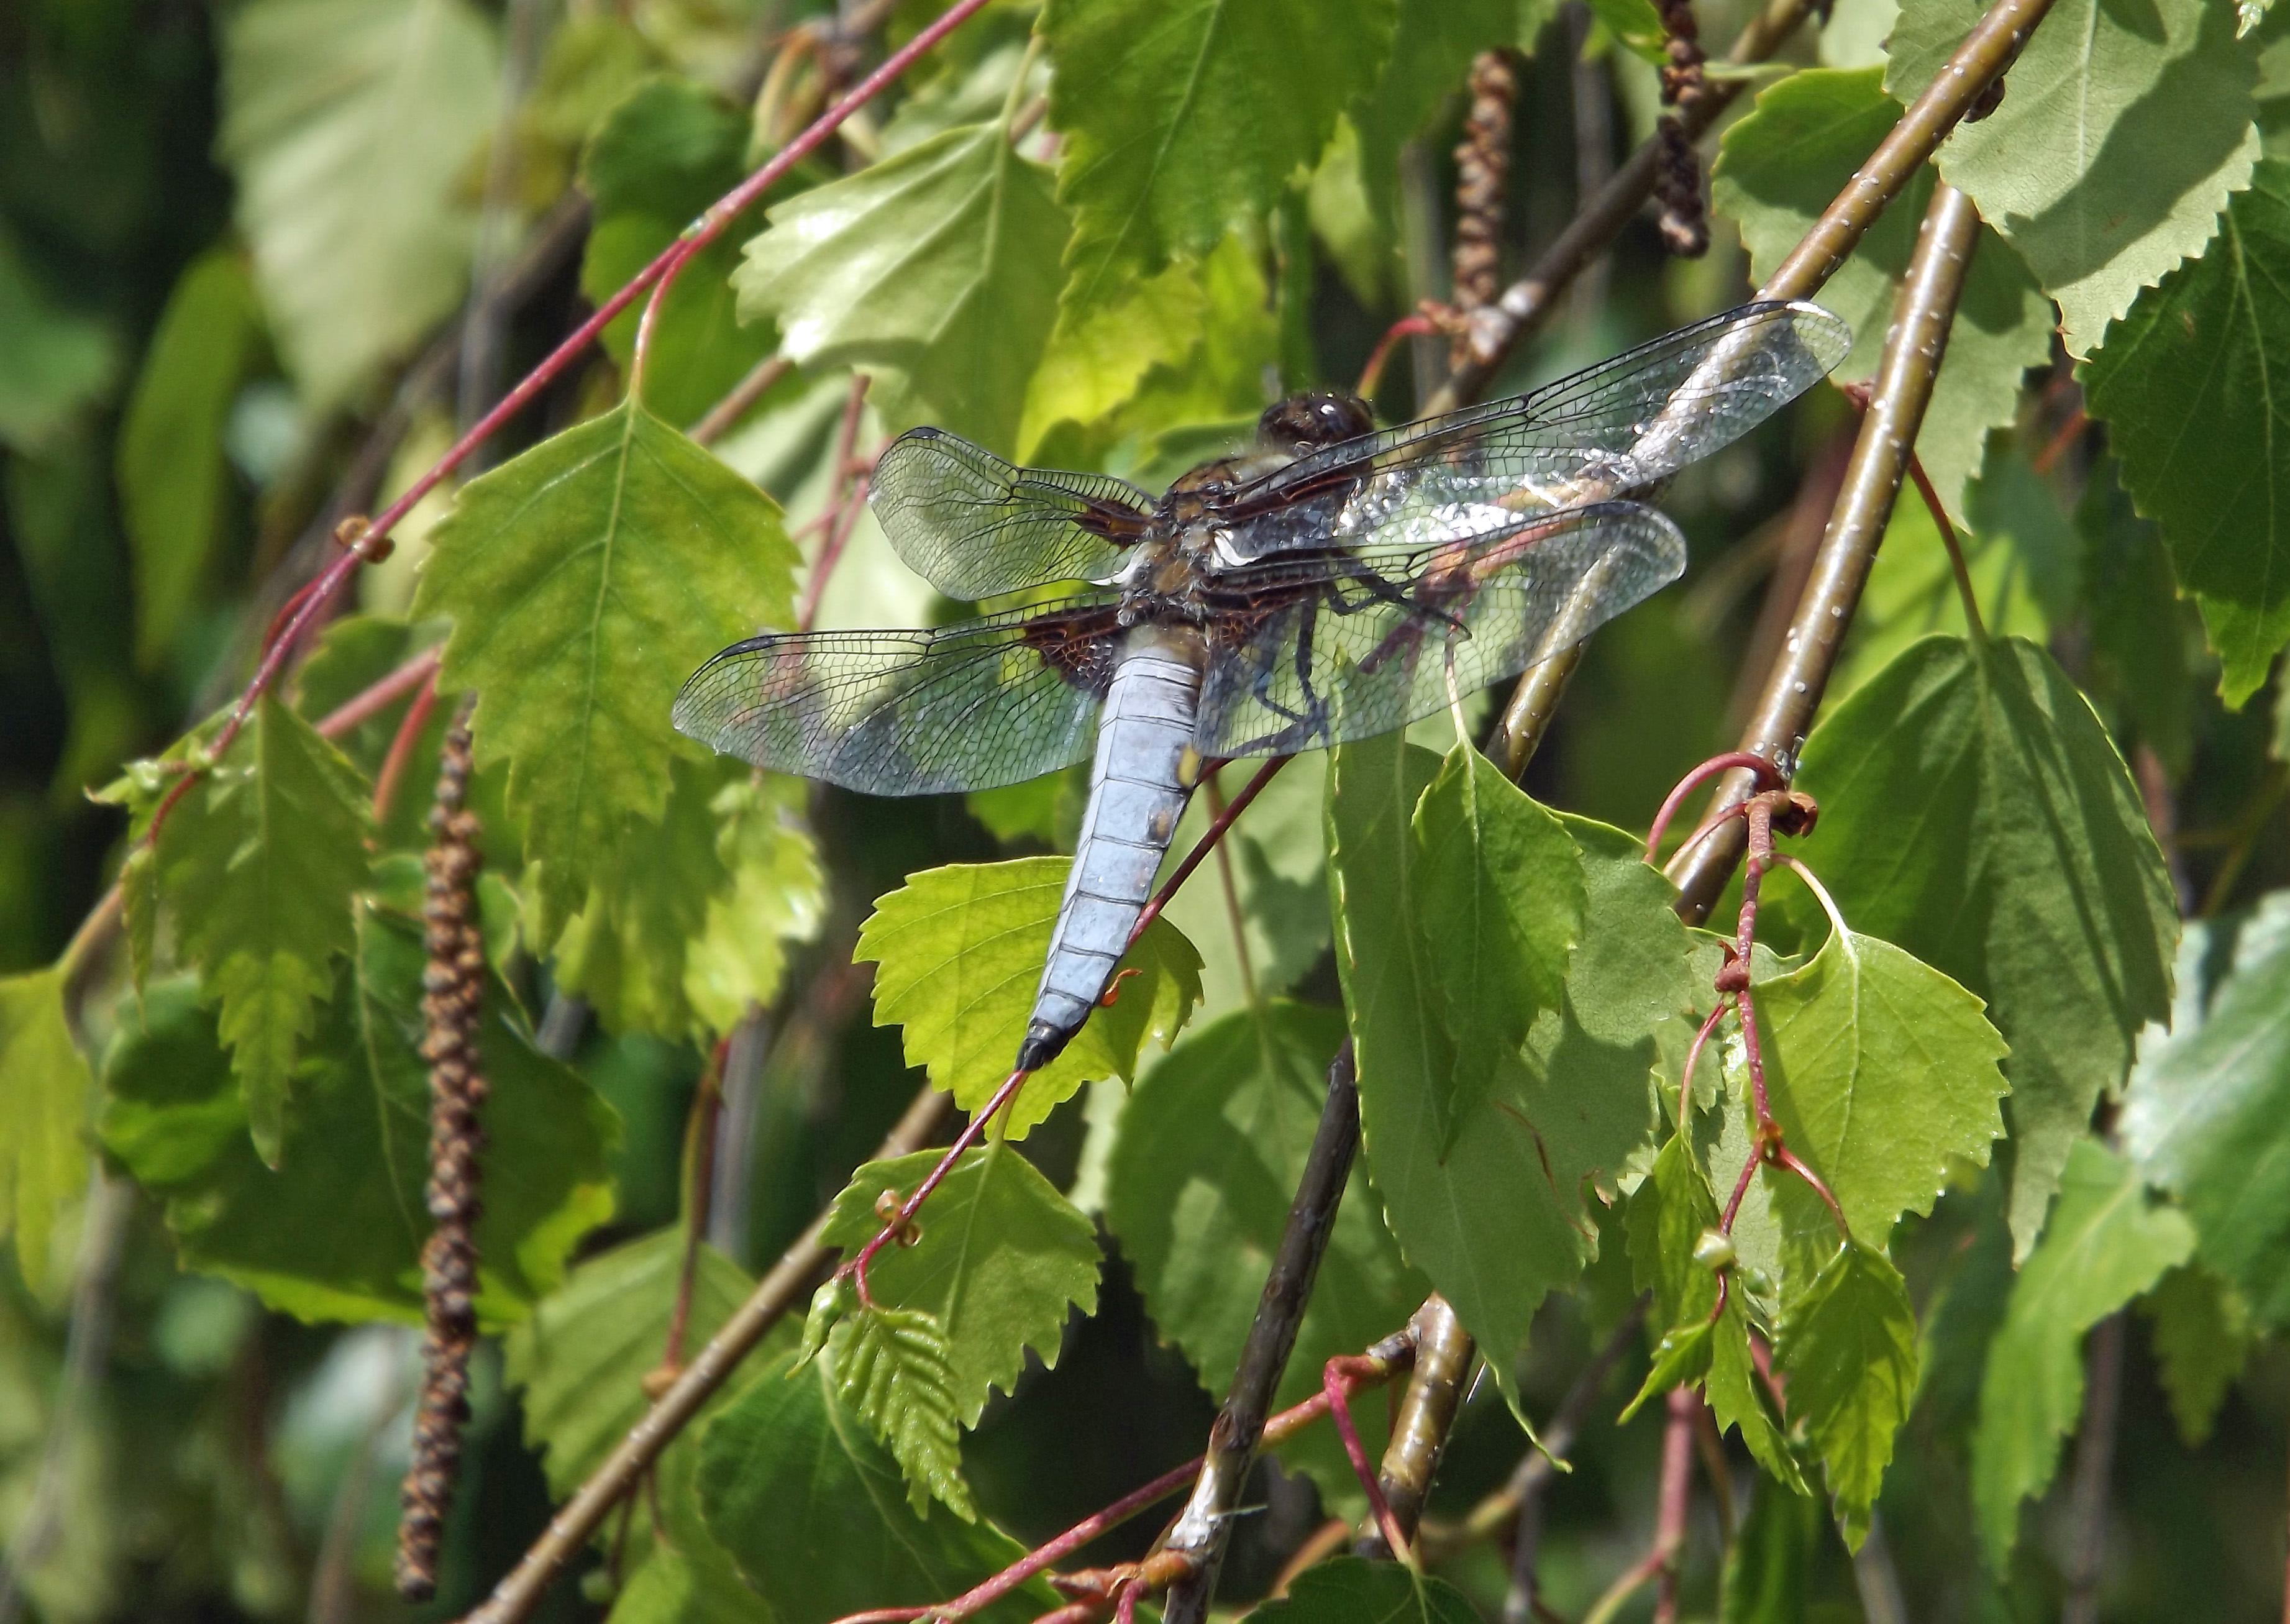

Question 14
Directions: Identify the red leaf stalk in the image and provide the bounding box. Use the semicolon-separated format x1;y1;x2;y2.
396;695;488;1601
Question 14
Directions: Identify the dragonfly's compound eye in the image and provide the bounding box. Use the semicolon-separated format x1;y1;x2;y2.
1260;391;1374;451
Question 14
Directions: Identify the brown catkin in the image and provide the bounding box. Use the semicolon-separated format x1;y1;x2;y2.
395;695;488;1602
1451;50;1519;357
1653;0;1710;257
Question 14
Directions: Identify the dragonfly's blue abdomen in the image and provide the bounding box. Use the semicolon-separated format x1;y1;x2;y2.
1016;628;1203;1074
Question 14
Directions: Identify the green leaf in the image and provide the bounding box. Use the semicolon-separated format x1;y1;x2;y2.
821;1142;1100;1428
154;695;372;1164
1043;0;1398;314
2084;160;2290;705
219;0;499;406
101;923;617;1326
1621;1318;1715;1420
734;122;1066;455
505;1225;764;1497
1773;636;2178;1257
2079;457;2192;776
1016;261;1210;457
0;970;94;1295
2122;890;2290;1324
1773;1238;1917;1546
412;397;800;939
580;75;776;429
1103;1001;1426;1505
2140;1264;2253;1448
826;1305;974;1520
116;250;260;665
1331;732;1690;1412
602;1441;771;1624
1971;1139;2193;1567
1753;926;2009;1244
1238;1556;1481;1624
1886;0;2260;357
0;226;116;455
1628;1133;1723;1331
552;758;823;1040
696;1353;1051;1624
1712;66;2053;525
854;857;1203;1138
1410;742;1584;1151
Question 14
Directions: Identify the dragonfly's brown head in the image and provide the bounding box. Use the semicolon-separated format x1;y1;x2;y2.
1258;392;1373;454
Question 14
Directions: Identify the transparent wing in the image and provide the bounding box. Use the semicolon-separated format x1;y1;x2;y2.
1193;503;1687;757
1210;300;1851;562
672;598;1125;795
868;428;1155;598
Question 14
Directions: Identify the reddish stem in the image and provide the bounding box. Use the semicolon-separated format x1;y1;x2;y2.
846;1065;1029;1305
800;473;871;632
137;0;997;857
1324;1354;1413;1562
372;670;442;826
841;1342;1408;1624
1645;750;1784;864
1357;313;1440;398
2032;404;2088;476
1131;755;1290;941
316;647;442;739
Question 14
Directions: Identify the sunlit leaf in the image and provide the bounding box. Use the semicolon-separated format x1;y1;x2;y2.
1713;66;2053;526
827;1305;973;1519
1410;741;1584;1152
117;250;261;665
1043;0;1398;314
101;920;617;1326
2084;162;2290;705
823;1141;1100;1428
1331;732;1689;1413
1772;636;2177;1257
153;695;372;1164
855;857;1203;1137
1349;0;1538;235
1753;924;2009;1244
412;398;800;939
1971;1139;2192;1567
219;0;499;406
1773;1236;1917;1546
734;122;1067;454
1156;755;1331;1026
0;970;94;1295
1887;0;2259;357
1016;262;1208;458
1103;1000;1426;1506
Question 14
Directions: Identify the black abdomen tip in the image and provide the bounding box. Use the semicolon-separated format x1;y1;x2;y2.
1015;1019;1075;1076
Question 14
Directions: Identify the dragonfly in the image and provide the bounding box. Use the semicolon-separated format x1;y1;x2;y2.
675;299;1851;1075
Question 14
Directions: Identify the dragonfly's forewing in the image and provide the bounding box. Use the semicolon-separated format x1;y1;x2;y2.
1213;301;1851;562
1193;502;1687;757
672;598;1126;795
870;429;1154;598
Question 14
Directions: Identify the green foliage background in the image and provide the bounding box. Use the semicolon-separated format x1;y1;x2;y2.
4;0;2290;1618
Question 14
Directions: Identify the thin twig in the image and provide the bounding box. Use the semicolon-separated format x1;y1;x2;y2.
459;1079;956;1624
1159;1044;1364;1623
1356;1296;1473;1560
135;0;998;863
2063;1312;2126;1624
1666;181;1987;920
688;354;794;447
1499;1295;1652;1623
1579;1388;1698;1624
0;1173;134;1624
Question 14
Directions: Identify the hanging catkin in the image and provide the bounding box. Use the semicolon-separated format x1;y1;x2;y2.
395;694;487;1602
